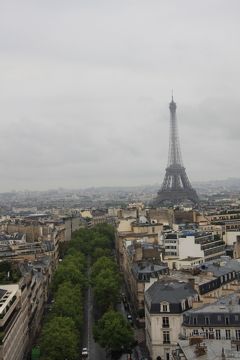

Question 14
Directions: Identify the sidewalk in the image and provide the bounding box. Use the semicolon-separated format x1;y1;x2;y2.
134;328;150;360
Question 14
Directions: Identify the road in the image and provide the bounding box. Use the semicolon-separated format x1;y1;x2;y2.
82;257;106;360
82;259;142;360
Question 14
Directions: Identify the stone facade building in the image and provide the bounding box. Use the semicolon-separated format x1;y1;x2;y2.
145;280;199;360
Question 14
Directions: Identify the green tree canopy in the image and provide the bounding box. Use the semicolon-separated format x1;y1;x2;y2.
93;223;115;244
40;317;79;360
93;310;134;353
63;252;86;272
91;256;118;281
71;224;115;255
92;247;112;262
52;261;86;292
52;281;83;330
93;268;121;310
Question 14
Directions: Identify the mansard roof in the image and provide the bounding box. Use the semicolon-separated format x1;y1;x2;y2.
145;280;197;314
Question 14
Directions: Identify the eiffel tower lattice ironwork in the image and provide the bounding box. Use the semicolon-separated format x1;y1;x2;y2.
156;96;199;205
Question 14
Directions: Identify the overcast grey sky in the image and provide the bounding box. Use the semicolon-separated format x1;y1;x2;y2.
0;0;239;190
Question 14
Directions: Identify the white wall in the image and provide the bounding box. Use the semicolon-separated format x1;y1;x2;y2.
178;236;204;260
150;313;183;360
224;231;240;246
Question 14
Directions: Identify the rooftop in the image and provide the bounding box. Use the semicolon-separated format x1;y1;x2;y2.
177;339;240;360
132;262;168;275
145;279;197;306
186;293;240;315
200;258;240;277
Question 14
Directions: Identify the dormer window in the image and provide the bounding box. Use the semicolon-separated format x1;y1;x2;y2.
205;317;210;325
160;302;169;312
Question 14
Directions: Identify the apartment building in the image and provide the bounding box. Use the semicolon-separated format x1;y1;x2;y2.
122;239;167;313
0;283;28;360
145;280;199;360
116;216;163;269
0;257;53;360
182;293;240;342
162;230;225;262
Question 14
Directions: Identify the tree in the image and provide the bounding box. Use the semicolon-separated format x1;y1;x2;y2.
93;310;134;353
52;282;83;330
71;228;95;254
93;268;121;311
92;247;112;262
63;252;86;273
93;223;115;245
91;256;118;281
52;261;86;292
40;317;78;360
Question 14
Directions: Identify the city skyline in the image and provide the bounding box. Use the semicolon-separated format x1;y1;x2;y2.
1;1;240;191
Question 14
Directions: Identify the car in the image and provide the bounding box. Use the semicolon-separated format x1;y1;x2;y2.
127;314;133;324
81;347;88;358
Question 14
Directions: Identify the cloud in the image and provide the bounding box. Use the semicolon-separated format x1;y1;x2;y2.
0;0;239;190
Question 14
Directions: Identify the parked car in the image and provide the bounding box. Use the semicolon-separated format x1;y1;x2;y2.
127;314;133;325
81;347;88;358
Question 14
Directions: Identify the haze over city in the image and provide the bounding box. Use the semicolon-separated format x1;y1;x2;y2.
1;0;240;191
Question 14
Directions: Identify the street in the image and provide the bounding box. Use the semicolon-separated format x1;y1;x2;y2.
82;257;106;360
82;259;147;360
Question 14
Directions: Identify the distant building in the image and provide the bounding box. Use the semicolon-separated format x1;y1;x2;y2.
116;217;163;269
162;230;225;262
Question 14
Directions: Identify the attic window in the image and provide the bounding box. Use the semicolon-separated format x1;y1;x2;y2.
160;302;169;312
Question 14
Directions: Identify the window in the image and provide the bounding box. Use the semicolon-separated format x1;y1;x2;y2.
225;317;229;325
226;330;231;340
162;317;169;328
193;317;197;325
236;330;240;340
216;330;221;339
193;329;199;335
205;317;210;325
217;315;221;321
163;331;170;344
182;301;185;311
161;303;169;312
235;315;239;321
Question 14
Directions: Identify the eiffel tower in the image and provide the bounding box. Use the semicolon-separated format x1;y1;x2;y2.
155;96;199;205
